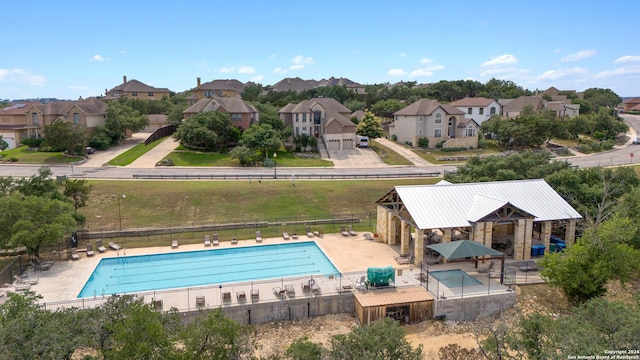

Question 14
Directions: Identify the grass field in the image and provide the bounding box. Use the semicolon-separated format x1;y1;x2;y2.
163;149;333;167
107;138;164;166
0;146;83;164
413;141;502;163
370;143;412;166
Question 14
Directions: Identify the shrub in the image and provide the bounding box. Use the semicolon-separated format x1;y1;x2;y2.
8;157;18;162
436;140;446;148
417;137;429;149
440;147;467;152
391;134;398;141
89;133;112;150
21;138;45;148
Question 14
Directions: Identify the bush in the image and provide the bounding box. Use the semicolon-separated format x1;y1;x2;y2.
435;140;446;148
417;137;429;148
391;134;398;141
89;133;112;150
156;158;174;166
8;157;18;162
404;141;412;146
21;138;44;148
440;147;467;152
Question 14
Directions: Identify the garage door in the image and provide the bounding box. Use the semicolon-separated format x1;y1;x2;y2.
342;138;354;150
327;139;341;150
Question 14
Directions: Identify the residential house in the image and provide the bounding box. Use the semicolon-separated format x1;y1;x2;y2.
390;98;478;149
278;97;357;150
183;97;258;131
318;77;366;94
268;77;365;94
623;97;640;112
192;78;246;100
104;76;171;100
143;114;169;133
449;97;501;125
502;95;579;118
0;98;107;149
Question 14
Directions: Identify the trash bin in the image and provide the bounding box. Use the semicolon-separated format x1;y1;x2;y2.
530;246;536;257
538;245;545;256
557;242;566;252
550;244;557;253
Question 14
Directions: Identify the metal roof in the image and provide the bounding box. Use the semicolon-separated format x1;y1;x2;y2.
393;179;581;229
354;286;433;307
427;240;503;259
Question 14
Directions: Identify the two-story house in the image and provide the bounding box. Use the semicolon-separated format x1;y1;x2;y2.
449;97;501;125
104;76;171;100
191;78;246;101
390;98;478;149
502;96;579;118
278;97;357;150
183;97;258;131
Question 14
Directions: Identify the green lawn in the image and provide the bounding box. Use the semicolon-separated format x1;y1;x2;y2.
163;149;333;167
413;141;502;164
108;138;165;166
0;146;83;164
370;143;412;166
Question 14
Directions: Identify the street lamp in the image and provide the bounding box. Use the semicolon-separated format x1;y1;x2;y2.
112;194;125;231
273;152;277;179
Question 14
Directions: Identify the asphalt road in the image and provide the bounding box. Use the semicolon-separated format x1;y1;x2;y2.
1;114;638;180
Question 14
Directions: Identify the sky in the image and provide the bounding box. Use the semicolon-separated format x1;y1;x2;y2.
1;1;639;100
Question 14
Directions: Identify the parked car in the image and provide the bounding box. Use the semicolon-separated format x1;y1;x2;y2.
633;137;640;145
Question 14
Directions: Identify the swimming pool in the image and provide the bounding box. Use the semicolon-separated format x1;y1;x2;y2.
429;269;483;288
78;242;338;298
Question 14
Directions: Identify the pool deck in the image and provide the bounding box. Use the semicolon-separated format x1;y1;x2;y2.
2;232;537;309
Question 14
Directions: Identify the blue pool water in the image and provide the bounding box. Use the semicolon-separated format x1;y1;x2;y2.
429;269;483;288
78;242;338;298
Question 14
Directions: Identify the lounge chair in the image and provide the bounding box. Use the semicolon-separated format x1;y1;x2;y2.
86;243;95;257
273;287;285;298
212;234;219;246
196;296;205;308
96;239;106;253
291;232;298;239
237;290;246;302
341;225;349;237
301;282;311;292
306;226;314;238
364;232;374;241
222;292;231;302
285;284;295;297
282;232;290;240
255;231;262;243
348;225;357;236
33;258;54;272
14;275;38;285
251;288;259;302
13;283;31;291
204;235;211;247
231;238;238;245
171;240;178;249
108;242;121;251
477;261;495;273
70;247;80;261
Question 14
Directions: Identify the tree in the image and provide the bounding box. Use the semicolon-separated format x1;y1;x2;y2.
328;318;423;360
286;336;324;360
43;120;87;154
480;106;552;148
104;100;149;144
242;83;263;102
583;88;622;109
370;99;404;118
62;179;91;211
0;195;77;259
356;111;384;139
173;111;240;151
240;123;282;160
0;135;8;151
228;145;257;166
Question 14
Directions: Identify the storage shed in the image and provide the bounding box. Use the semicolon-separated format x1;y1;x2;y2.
354;286;433;325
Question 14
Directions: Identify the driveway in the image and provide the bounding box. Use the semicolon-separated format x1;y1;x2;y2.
373;138;434;166
328;147;386;168
78;133;147;167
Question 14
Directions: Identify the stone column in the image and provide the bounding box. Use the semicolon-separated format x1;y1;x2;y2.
565;219;576;246
376;206;388;243
414;228;424;267
541;221;552;254
400;220;411;256
473;222;485;244
484;222;493;248
387;213;399;245
524;219;533;259
513;219;526;260
441;228;452;263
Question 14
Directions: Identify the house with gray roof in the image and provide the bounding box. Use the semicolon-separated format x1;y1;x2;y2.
192;78;246;99
183;97;258;131
503;95;579;118
391;98;478;149
278;97;356;150
268;77;365;94
104;76;171;100
449;97;501;125
375;179;581;265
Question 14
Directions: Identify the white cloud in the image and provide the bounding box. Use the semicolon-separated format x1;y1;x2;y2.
419;58;433;64
273;67;287;75
252;75;264;82
409;64;445;78
387;68;407;76
291;55;314;65
0;68;46;86
269;54;276;59
538;67;588;80
238;66;255;74
614;55;640;63
289;64;304;70
560;50;596;62
219;66;235;73
595;66;640;79
481;54;518;67
90;54;108;62
399;52;407;57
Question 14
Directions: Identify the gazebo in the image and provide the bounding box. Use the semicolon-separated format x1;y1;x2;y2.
426;240;505;283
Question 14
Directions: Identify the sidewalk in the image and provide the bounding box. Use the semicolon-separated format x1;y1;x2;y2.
127;136;180;168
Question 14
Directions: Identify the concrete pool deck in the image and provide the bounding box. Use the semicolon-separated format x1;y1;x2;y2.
3;232;534;311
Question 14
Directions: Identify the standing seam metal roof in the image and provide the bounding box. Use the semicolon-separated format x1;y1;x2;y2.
393;179;581;229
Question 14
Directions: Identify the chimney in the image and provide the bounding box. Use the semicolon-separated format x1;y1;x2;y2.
123;75;127;83
197;77;201;87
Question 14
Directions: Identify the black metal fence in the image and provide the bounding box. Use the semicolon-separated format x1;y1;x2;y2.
132;172;441;180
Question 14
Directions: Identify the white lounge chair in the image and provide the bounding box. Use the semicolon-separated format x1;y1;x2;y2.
282;232;290;240
204;235;211;247
96;239;106;253
306;226;314;238
212;234;219;246
340;225;349;237
108;242;121;251
348;225;357;236
86;243;95;257
70;248;80;261
255;231;262;243
171;240;178;249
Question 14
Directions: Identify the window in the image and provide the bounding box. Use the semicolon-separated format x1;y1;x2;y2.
132;92;138;97
468;107;472;115
434;129;442;137
418;129;423;136
302;113;307;122
302;126;307;134
32;113;38;124
435;113;442;124
466;126;476;137
148;92;154;97
314;111;321;124
231;114;242;122
73;113;80;124
295;127;299;136
479;108;484;115
419;116;423;122
295;114;299;123
490;107;496;115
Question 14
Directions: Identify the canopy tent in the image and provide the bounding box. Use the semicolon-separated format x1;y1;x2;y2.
427;240;505;283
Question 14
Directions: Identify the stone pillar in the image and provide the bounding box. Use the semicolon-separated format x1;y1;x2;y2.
565;219;576;246
441;228;452;263
524;219;533;259
400;220;411;256
376;206;388;243
541;221;552;254
387;213;399;245
473;222;485;244
513;219;526;260
484;222;493;248
414;228;424;267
